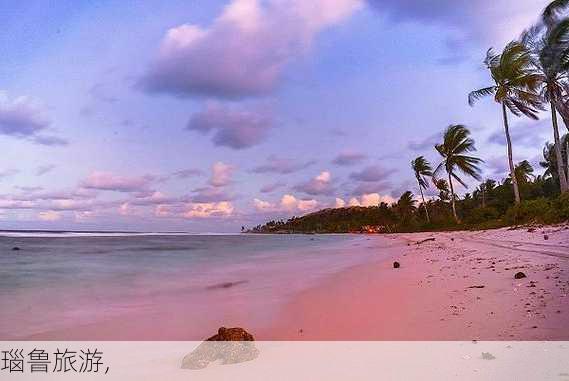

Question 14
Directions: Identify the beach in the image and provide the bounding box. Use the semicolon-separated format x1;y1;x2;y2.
265;225;569;340
1;226;568;341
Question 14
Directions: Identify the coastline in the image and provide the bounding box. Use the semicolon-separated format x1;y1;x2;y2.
262;225;569;340
6;226;569;341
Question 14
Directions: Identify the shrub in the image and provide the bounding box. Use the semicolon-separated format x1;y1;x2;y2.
551;193;569;222
504;198;553;225
464;207;500;224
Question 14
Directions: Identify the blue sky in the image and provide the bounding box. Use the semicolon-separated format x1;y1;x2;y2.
0;0;555;232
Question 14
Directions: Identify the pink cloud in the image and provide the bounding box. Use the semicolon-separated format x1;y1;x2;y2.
81;171;155;193
294;171;335;196
210;162;235;187
140;0;363;98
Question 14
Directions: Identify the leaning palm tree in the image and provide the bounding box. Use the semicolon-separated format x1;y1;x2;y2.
522;16;569;193
514;160;535;184
433;178;450;201
434;125;483;222
411;156;433;223
469;41;543;204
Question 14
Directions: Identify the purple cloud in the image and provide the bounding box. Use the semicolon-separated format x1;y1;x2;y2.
0;169;19;179
35;164;56;176
408;132;441;151
368;0;541;44
487;119;550;148
351;181;391;196
252;155;316;174
350;165;396;182
332;151;368;166
294;171;335;196
188;103;272;149
0;93;67;146
172;168;205;179
260;182;286;193
139;0;362;98
190;186;234;203
81;171;156;193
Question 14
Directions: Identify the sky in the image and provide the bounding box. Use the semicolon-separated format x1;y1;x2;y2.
0;0;557;232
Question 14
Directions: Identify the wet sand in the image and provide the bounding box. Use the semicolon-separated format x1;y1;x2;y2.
263;225;569;340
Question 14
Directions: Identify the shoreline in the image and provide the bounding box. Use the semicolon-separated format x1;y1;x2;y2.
6;226;569;341
261;225;569;340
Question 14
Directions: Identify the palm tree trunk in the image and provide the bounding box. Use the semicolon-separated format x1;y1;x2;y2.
447;171;458;223
501;103;521;204
417;181;430;223
550;101;569;193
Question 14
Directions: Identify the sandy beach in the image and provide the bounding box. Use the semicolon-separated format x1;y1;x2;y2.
7;225;569;341
263;225;569;340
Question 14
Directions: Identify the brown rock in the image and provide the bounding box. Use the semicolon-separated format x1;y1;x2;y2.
181;327;259;370
514;272;527;279
207;327;255;341
393;261;400;269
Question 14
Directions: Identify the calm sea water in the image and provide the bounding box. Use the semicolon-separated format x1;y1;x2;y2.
0;233;379;339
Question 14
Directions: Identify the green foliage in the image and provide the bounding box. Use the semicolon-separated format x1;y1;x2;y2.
463;207;501;225
505;198;552;224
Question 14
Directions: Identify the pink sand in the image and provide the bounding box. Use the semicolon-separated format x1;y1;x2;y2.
24;225;569;341
262;225;569;340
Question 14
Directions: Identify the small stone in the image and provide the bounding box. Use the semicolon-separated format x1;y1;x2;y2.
544;235;549;240
481;352;496;360
393;261;400;269
514;272;527;279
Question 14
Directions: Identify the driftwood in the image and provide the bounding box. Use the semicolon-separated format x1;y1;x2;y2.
416;237;436;245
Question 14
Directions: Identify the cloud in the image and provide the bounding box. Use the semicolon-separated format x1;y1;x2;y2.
140;0;363;98
0;169;19;180
334;197;346;208
485;156;510;177
408;132;441;151
345;192;394;207
187;102;272;149
210;161;235;187
368;0;543;45
81;171;155;193
487;119;550;148
0;92;67;146
172;168;205;179
350;165;395;182
332;151;368;166
254;194;319;213
37;210;62;221
260;181;286;193
294;171;335;196
36;164;56;176
183;201;234;218
252;155;316;174
190;186;234;203
350;181;390;196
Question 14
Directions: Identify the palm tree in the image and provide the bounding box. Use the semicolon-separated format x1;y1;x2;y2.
411;156;433;223
514;160;535;184
540;134;569;182
522;15;569;192
434;125;483;222
396;191;416;223
433;178;450;201
469;41;543;204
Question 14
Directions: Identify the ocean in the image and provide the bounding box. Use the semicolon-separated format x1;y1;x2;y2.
0;232;378;340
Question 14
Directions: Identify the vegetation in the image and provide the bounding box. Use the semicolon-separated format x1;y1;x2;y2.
433;125;483;222
250;1;569;235
469;41;542;204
